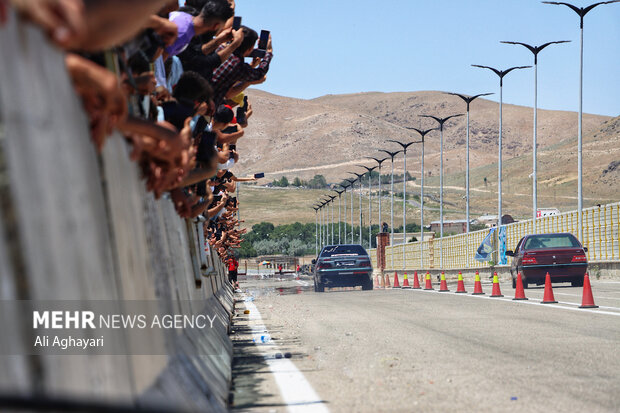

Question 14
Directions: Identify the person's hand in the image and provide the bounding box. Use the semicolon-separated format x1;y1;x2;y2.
249;75;267;85
1;0;8;24
66;53;127;151
231;27;244;46
170;188;193;218
214;26;233;44
148;15;177;46
12;0;86;49
266;34;273;53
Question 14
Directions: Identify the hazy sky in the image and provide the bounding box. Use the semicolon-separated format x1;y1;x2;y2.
184;1;620;116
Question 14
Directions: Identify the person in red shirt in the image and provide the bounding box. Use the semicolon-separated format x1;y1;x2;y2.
228;256;239;288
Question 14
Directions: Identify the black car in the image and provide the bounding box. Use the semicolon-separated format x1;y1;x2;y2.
312;244;373;292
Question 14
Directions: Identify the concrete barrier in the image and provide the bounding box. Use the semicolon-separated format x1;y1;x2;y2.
0;10;233;412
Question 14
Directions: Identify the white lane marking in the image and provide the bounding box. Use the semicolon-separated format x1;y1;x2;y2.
404;288;620;317
244;301;330;413
523;290;620;308
295;279;311;287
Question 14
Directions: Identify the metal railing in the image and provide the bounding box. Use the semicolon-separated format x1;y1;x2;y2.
371;201;620;270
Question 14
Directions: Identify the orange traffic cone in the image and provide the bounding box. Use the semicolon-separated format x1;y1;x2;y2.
512;272;528;301
490;272;504;297
455;272;467;293
402;272;411;289
579;273;598;309
541;272;557;304
412;271;421;289
393;271;401;288
438;272;449;292
472;271;485;295
375;273;383;289
384;272;391;288
424;272;433;290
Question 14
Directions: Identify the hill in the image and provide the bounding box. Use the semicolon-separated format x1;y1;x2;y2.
235;90;617;228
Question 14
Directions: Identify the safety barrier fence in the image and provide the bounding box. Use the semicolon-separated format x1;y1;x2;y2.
371;201;620;271
0;12;232;413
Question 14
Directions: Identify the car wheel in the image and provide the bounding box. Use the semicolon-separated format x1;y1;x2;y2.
523;280;529;289
571;277;584;287
362;278;374;291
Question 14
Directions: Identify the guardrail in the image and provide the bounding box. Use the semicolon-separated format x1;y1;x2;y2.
0;12;232;412
371;202;620;271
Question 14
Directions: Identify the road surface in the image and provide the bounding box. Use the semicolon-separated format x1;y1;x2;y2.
230;274;620;412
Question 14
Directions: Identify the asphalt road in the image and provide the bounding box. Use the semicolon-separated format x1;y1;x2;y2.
230;274;620;413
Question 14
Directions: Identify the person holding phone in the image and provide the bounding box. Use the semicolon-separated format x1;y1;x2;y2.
211;25;273;106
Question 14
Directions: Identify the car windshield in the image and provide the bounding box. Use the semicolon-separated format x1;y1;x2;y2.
524;234;581;250
321;245;367;257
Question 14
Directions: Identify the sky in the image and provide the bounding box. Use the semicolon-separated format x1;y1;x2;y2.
185;0;620;116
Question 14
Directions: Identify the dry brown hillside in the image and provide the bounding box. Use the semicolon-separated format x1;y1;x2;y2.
235;89;610;185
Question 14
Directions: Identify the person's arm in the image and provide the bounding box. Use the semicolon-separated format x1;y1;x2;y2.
146;14;178;46
232;176;258;183
178;168;216;187
207;195;228;218
213;28;244;62
215;127;244;145
224;76;266;100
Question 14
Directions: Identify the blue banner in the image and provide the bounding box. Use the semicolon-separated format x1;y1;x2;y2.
498;225;507;265
475;228;495;263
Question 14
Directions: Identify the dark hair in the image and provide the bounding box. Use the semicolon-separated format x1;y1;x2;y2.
200;0;234;23
234;26;258;57
127;51;150;75
173;71;213;103
214;105;234;124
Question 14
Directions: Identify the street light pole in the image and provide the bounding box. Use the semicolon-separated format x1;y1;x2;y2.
341;182;351;244
420;115;464;269
379;150;403;269
366;157;389;238
542;0;619;242
358;165;378;250
388;140;416;270
349;172;366;245
472;65;530;231
313;206;320;256
345;178;357;244
445;93;494;233
405;127;436;269
500;40;570;225
335;189;345;245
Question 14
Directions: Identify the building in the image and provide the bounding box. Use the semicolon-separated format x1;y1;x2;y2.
537;208;560;218
388;232;435;246
430;220;468;235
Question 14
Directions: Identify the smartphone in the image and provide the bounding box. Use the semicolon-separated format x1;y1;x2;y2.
233;16;242;31
222;125;238;134
254;173;265;179
249;49;266;59
258;30;270;50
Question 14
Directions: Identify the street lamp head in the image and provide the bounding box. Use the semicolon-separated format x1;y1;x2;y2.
500;40;571;62
365;156;389;167
445;92;494;106
387;140;416;151
419;114;464;129
542;1;620;23
378;149;403;160
347;171;365;180
472;64;532;85
404;126;437;142
357;164;378;173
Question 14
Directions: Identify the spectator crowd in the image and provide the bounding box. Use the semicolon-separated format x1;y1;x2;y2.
1;0;273;286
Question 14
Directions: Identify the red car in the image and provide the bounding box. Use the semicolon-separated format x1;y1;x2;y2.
506;233;588;289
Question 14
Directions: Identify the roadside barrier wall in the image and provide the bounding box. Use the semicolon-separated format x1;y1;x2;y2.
0;12;232;412
372;202;620;273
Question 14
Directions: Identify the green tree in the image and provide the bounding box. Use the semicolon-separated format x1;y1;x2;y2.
279;176;289;187
292;177;302;187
